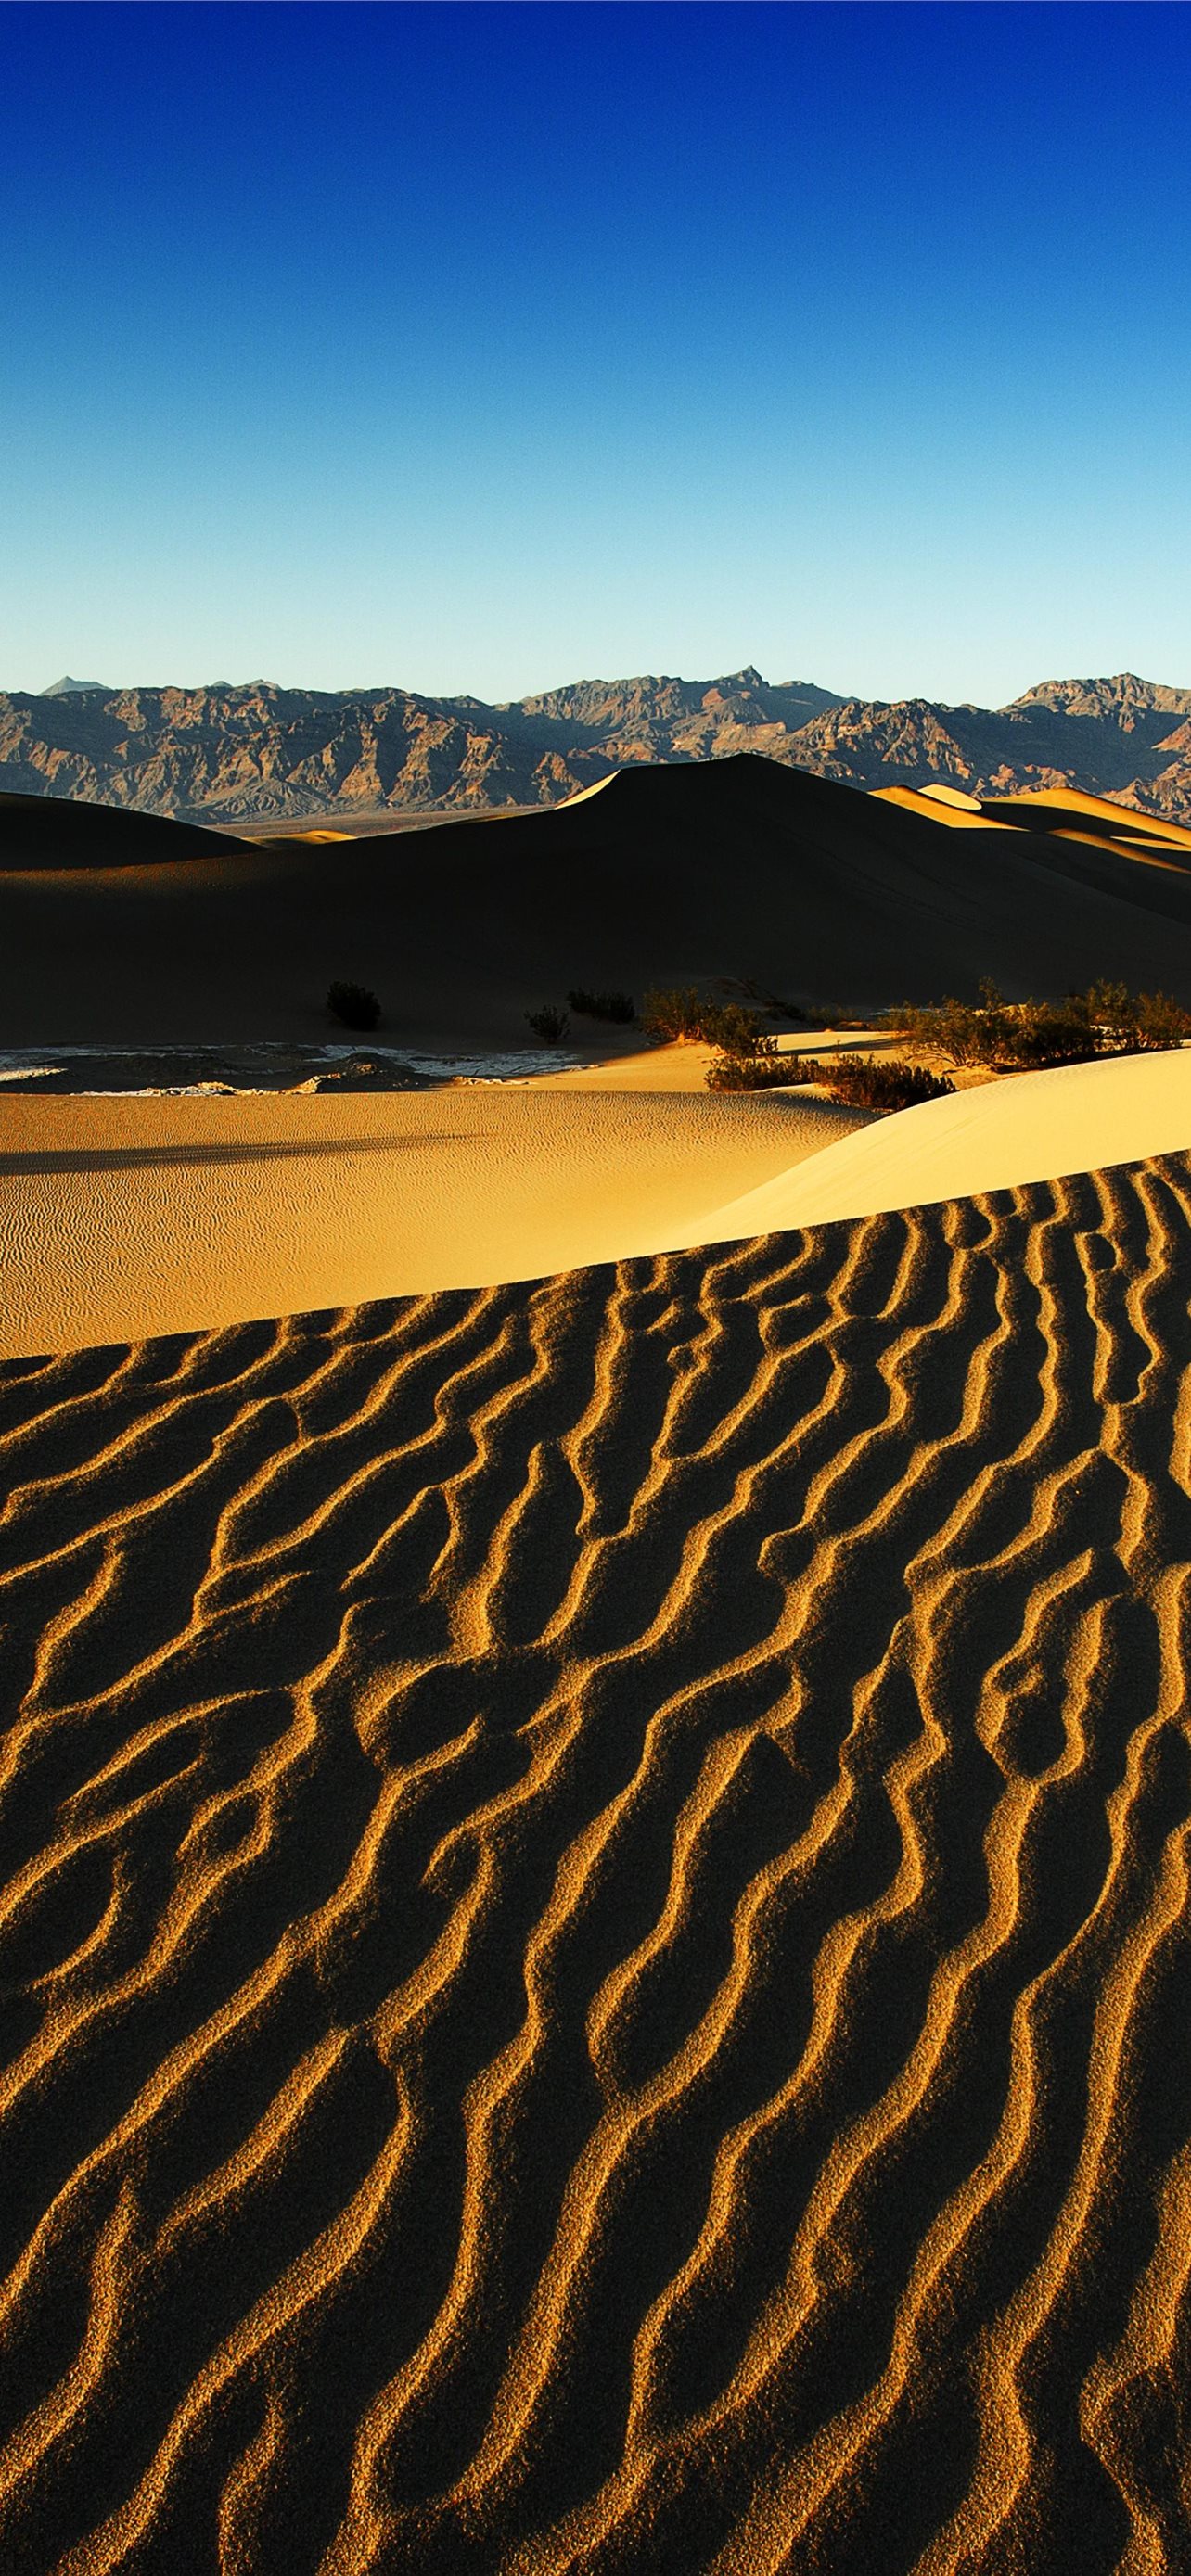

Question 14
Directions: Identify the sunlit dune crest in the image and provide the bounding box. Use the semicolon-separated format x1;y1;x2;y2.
2;1154;1191;2565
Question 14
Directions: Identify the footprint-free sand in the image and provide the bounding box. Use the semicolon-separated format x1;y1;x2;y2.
5;1046;1191;1357
4;1044;1191;2566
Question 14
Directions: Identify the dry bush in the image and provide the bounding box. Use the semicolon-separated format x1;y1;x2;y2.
885;980;1190;1072
566;988;636;1024
642;988;775;1055
705;1053;819;1090
823;1056;956;1111
641;988;708;1041
525;1005;570;1043
327;980;381;1030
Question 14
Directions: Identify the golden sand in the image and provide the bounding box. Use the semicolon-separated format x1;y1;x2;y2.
6;1050;1191;1358
0;1088;867;1359
2;1156;1190;2565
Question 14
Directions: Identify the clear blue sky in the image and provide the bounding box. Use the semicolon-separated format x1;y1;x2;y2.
2;1;1188;706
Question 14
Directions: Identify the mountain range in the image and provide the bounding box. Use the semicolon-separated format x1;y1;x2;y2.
4;667;1191;827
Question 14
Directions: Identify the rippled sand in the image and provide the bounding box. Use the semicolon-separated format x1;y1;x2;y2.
2;1163;1190;2569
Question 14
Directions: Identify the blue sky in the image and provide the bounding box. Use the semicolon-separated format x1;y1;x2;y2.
2;1;1189;705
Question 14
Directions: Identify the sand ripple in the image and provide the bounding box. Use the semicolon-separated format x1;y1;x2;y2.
1;1163;1190;2570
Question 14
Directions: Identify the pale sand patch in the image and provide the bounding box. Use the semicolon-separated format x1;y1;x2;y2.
512;1034;894;1094
0;1087;867;1358
7;1052;1191;1358
685;1045;1191;1241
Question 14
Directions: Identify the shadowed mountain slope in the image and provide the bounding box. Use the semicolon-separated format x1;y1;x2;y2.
5;755;1191;1047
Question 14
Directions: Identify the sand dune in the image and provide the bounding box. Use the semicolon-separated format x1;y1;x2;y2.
984;786;1191;853
6;1050;1191;1358
871;784;1019;831
2;1155;1190;2568
0;1087;868;1358
0;790;253;869
679;1045;1191;1240
6;756;1191;1052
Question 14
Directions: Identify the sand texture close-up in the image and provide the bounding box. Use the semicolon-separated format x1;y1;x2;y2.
3;1155;1191;2570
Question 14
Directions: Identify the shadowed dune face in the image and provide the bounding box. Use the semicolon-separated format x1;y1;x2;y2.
2;1166;1191;2569
6;756;1191;1048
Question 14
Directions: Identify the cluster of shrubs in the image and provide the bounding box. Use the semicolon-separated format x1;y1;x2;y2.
526;988;636;1044
708;1050;954;1109
641;988;780;1054
888;980;1191;1071
705;1052;809;1090
811;1056;956;1111
567;988;635;1024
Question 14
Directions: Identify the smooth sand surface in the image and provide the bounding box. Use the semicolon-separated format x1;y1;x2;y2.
7;1052;1191;1359
871;784;1018;830
988;784;1191;849
3;1154;1191;2566
0;1087;869;1358
674;1044;1191;1241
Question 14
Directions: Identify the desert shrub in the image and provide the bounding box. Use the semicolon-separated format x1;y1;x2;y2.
525;1004;570;1043
1075;982;1191;1051
327;979;381;1030
886;981;1190;1073
642;987;778;1055
567;988;636;1024
1135;991;1191;1048
999;1006;1098;1068
883;984;1009;1066
706;1052;820;1090
824;1056;956;1111
702;1004;776;1058
641;987;706;1042
706;1049;955;1106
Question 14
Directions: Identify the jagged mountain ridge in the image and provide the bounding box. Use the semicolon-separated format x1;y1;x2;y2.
3;666;1190;825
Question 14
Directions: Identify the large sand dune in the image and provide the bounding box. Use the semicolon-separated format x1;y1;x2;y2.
6;757;1191;1050
2;1157;1190;2569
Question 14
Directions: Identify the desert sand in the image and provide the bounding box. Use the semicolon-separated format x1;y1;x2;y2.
2;1135;1191;2567
6;1049;1191;1358
6;761;1191;2566
0;1086;869;1358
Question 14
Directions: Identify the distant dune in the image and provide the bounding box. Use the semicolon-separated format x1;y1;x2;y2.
0;790;254;869
3;1151;1191;2566
5;756;1191;1050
